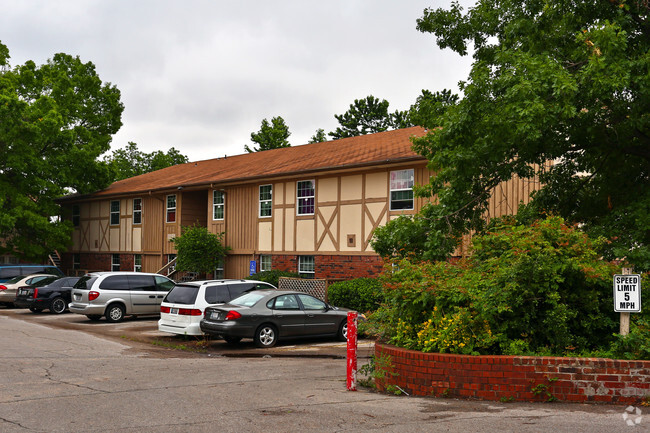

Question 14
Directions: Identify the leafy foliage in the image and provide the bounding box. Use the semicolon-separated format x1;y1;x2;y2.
327;278;384;313
329;95;407;139
308;128;327;143
248;269;301;288
381;1;650;270
244;116;291;152
171;225;230;274
407;89;458;129
0;41;123;260
105;141;188;181
367;216;620;356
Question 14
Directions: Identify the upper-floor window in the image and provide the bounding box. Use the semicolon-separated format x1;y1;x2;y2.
390;169;414;211
133;198;142;224
298;255;315;279
259;185;272;218
166;195;176;223
110;201;120;225
213;190;224;220
72;205;80;227
297;180;315;215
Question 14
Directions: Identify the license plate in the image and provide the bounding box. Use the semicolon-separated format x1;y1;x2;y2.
210;311;220;320
171;308;179;314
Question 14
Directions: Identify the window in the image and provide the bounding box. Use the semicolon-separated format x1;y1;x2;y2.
297;180;315;215
259;185;272;218
213;190;224;220
213;261;224;279
133;198;142;224
110;201;120;225
166;195;176;223
260;255;272;272
111;254;120;272
390;169;414;211
134;254;142;272
73;253;81;270
297;293;327;310
72;205;80;227
298;255;315;279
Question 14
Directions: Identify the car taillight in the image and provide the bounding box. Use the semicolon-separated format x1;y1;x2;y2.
160;306;171;313
0;285;6;291
33;288;38;299
88;291;100;301
225;310;241;320
179;308;202;316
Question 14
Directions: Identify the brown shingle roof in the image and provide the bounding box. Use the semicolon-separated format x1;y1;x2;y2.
70;126;426;199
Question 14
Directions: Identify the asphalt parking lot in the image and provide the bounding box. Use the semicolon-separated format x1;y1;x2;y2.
0;306;376;360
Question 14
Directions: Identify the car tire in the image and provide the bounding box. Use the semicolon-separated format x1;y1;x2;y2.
29;307;43;313
337;320;348;341
105;304;126;323
223;336;242;345
254;324;278;348
86;315;102;321
50;297;66;314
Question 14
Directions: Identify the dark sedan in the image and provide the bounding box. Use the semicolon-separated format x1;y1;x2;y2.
15;276;81;314
200;289;351;347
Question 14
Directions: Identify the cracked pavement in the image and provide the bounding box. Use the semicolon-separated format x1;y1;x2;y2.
0;310;640;432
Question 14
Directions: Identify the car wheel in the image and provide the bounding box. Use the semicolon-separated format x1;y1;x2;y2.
29;307;43;313
86;315;102;321
105;304;126;323
337;320;348;341
50;297;67;314
223;336;242;345
254;324;278;348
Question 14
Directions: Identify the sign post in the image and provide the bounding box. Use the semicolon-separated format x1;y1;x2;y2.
346;311;358;391
249;260;256;276
614;267;641;336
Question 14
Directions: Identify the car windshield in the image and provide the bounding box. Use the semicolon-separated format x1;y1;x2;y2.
230;292;265;307
164;285;199;305
5;275;25;284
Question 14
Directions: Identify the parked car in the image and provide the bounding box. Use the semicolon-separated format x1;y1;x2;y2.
0;274;61;307
200;289;351;347
69;272;175;322
14;276;81;314
0;264;64;283
158;279;277;336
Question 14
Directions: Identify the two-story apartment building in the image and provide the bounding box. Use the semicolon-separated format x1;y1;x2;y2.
57;127;541;280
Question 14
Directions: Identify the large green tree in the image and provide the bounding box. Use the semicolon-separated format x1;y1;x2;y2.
329;95;408;139
378;1;650;269
244;116;291;152
105;141;188;181
0;41;123;260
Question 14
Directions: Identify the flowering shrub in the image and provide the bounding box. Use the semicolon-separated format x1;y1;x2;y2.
367;216;627;356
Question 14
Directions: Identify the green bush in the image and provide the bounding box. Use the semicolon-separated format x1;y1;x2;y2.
327;278;383;313
248;270;301;288
367;216;622;357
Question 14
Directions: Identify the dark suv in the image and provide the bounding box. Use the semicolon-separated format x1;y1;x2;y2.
0;264;64;283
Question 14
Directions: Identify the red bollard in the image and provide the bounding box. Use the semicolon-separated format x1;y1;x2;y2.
346;311;358;391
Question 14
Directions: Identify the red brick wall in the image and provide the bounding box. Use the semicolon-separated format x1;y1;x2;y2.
376;343;650;404
271;254;384;280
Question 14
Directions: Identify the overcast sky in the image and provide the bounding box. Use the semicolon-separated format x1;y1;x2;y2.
1;0;474;162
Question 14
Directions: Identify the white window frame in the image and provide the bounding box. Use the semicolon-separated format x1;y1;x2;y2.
297;180;315;216
259;185;272;218
110;200;120;225
260;255;272;272
213;259;224;279
166;194;176;223
213;190;225;221
298;255;315;279
134;254;142;272
72;253;81;270
389;169;415;211
111;254;120;272
133;198;142;225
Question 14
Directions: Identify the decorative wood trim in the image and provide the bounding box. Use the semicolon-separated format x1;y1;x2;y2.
364;202;388;249
316;207;339;251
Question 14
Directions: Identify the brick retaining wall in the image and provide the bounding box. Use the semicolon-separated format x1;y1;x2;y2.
375;343;650;404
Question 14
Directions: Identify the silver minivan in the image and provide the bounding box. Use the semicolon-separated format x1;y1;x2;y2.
69;272;175;322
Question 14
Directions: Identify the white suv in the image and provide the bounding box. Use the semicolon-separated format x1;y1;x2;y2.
158;279;276;336
69;272;175;322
